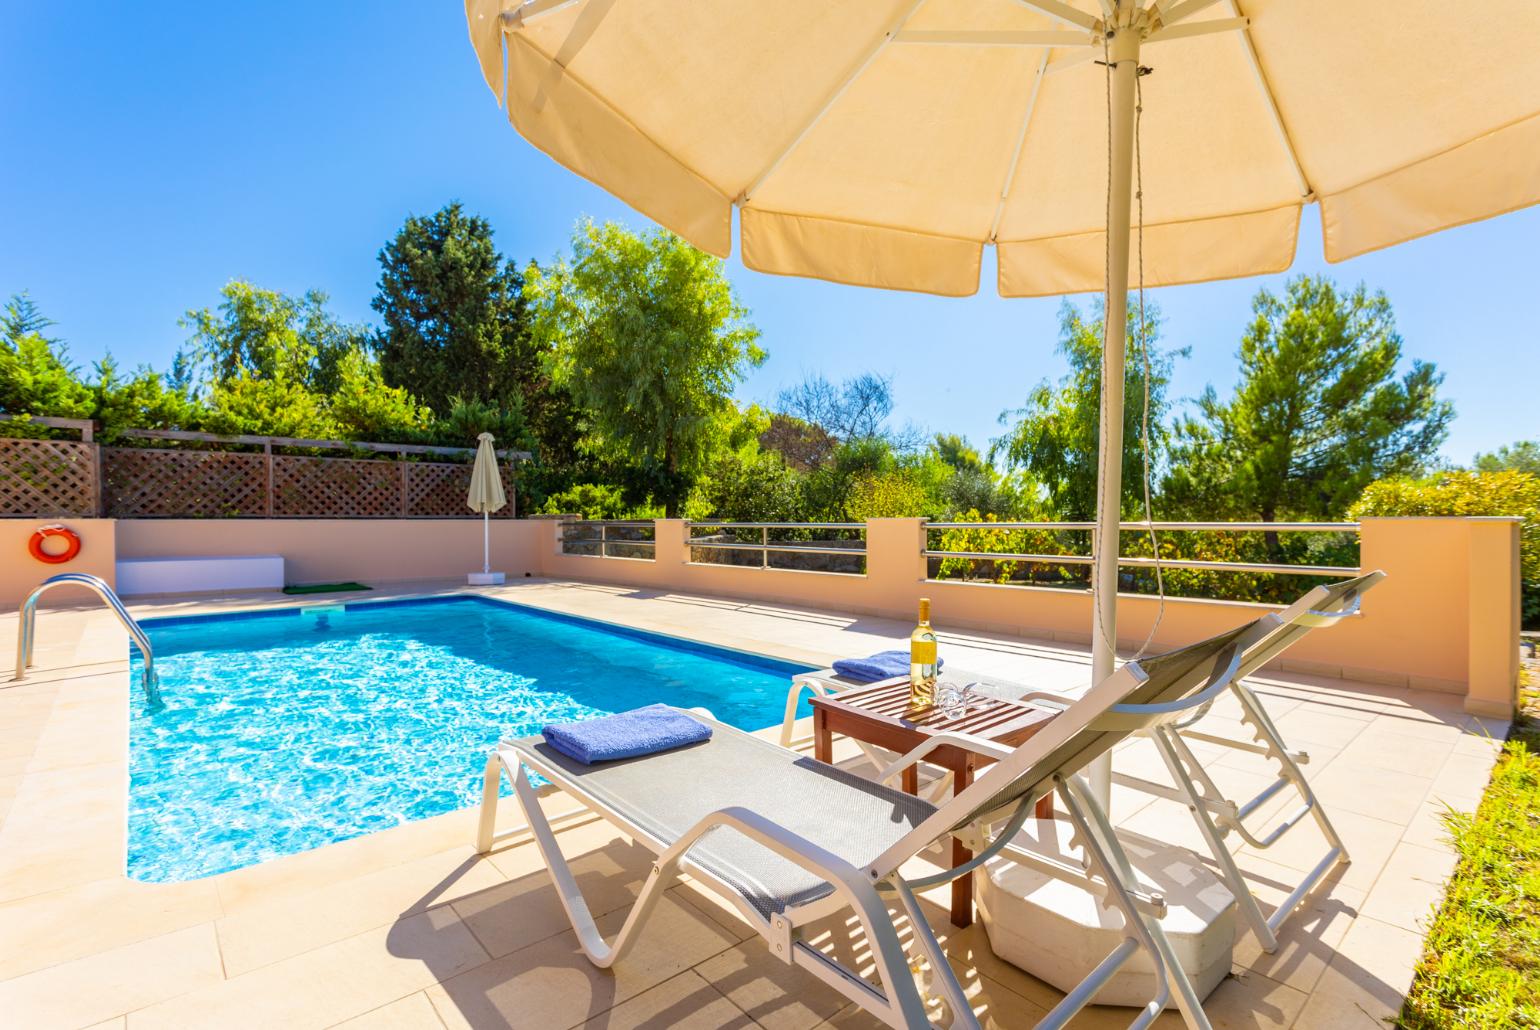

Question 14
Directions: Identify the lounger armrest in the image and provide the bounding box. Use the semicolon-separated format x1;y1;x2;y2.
874;731;1015;787
661;806;875;897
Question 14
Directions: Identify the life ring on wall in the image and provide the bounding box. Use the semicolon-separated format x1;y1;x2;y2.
28;524;82;564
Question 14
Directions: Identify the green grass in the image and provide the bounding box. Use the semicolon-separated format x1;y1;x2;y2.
280;582;372;595
1398;676;1540;1029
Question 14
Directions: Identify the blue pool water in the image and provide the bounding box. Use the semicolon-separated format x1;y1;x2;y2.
128;595;813;882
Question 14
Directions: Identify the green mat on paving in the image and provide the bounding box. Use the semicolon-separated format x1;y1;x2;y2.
281;582;372;595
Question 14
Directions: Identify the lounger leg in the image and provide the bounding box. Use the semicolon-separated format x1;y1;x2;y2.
1041;774;1213;1030
475;752;502;854
892;878;980;1030
1150;726;1280;953
511;760;673;968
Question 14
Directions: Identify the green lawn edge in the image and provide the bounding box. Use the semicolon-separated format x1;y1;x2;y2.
1397;676;1540;1029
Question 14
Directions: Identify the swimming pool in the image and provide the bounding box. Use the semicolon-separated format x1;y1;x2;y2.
127;595;813;882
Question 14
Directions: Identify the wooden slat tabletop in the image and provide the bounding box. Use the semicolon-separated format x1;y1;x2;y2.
810;680;1056;744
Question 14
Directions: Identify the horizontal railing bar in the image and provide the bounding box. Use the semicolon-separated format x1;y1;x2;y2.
690;542;866;556
925;521;1357;532
923;550;1358;577
688;521;865;530
565;520;658;526
563;540;655;547
926;550;1092;564
116;427;532;460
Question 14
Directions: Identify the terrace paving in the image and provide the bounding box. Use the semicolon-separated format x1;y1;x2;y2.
0;577;1508;1029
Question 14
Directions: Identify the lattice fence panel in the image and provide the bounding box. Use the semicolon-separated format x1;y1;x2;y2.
405;462;517;518
272;455;402;517
103;448;267;517
0;437;97;517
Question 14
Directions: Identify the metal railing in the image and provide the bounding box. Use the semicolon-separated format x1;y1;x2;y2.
686;521;866;572
15;573;162;706
924;521;1361;579
559;520;657;560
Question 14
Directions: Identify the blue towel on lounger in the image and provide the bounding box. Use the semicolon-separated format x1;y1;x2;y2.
831;650;943;684
542;704;712;765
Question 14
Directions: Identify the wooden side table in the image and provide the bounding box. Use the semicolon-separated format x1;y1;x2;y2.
810;681;1059;928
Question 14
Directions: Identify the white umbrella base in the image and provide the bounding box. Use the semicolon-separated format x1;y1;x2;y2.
467;572;506;586
976;818;1235;1008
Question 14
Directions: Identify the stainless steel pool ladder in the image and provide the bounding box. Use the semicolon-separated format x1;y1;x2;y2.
14;573;162;706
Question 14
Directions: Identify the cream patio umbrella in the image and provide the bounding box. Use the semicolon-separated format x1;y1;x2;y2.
464;0;1540;790
467;432;509;585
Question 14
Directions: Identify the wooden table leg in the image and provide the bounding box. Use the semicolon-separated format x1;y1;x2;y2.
951;760;973;928
902;765;919;795
1035;795;1054;819
813;707;832;765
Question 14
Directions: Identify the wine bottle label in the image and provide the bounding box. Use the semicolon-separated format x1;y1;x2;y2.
911;640;937;664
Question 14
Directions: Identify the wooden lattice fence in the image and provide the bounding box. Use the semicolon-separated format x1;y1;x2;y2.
2;424;522;519
104;448;268;517
0;437;98;517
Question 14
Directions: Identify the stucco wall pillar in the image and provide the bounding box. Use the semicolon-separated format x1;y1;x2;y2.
654;519;688;568
864;518;928;619
1465;517;1522;719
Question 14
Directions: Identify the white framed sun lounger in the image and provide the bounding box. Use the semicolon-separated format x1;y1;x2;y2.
476;623;1275;1029
1014;571;1385;954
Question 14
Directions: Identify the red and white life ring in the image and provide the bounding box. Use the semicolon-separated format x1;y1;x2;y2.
28;524;82;564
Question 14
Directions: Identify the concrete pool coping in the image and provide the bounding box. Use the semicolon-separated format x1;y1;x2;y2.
0;576;1509;1028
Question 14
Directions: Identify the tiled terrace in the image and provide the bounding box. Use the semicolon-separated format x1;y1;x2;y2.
0;579;1508;1029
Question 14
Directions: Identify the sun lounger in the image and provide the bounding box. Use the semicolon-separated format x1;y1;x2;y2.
476;624;1273;1029
1100;571;1386;953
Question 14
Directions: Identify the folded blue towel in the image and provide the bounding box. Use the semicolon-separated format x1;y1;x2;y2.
831;650;943;684
542;704;712;765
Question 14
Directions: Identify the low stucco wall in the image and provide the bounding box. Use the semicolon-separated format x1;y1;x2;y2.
2;513;1520;717
0;518;543;608
532;517;1523;717
115;519;542;589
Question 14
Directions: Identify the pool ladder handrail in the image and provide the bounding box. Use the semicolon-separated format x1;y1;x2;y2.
15;573;162;706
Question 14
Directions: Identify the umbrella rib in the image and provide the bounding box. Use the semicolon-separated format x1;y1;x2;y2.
737;0;927;204
1008;0;1103;33
1226;0;1313;199
990;49;1052;242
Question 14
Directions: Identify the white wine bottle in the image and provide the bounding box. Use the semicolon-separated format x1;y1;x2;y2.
909;598;937;707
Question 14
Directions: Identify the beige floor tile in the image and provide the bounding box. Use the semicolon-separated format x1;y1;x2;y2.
453;834;654;959
1398;799;1456;851
575;971;754;1029
0;875;223;980
427;891;738;1030
1425;751;1498;809
1336;727;1457;776
217;846;507;976
0;923;223;1030
1358;843;1457;934
132;907;488;1030
669;882;758;944
1238;807;1402;894
1230;871;1365;995
1202;970;1310;1029
694;938;853;1030
80;1019;128;1030
1292;916;1423;1029
1306;760;1433;825
332;992;448;1029
1270;710;1372;750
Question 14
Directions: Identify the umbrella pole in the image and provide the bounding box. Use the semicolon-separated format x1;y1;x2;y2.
1088;17;1142;805
483;511;491;575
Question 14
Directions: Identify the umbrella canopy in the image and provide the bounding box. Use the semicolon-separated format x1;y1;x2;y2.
466;0;1540;299
467;432;508;515
464;0;1538;793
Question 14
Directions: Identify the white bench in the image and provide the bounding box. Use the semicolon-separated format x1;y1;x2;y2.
115;555;285;597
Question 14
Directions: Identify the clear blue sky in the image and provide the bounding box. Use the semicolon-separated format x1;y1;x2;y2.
3;2;1531;465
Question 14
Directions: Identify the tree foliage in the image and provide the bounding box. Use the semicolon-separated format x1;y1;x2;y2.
183;280;428;442
1476;441;1540;477
993;298;1180;521
777;372;896;449
1165;276;1451;524
527;220;764;517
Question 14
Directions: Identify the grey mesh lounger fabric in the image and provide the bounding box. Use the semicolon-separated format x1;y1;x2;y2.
506;724;936;918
